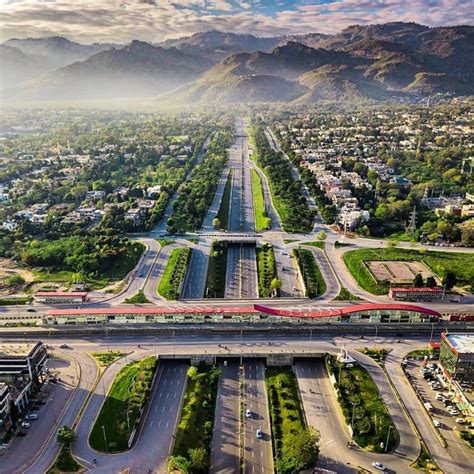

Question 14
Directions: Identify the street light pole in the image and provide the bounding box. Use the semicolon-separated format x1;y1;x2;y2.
385;425;392;452
102;425;108;453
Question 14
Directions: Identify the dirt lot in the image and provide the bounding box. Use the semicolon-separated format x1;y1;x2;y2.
366;260;437;284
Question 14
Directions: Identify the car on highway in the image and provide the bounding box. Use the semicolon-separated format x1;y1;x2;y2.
223;360;228;367
26;308;37;312
17;431;27;437
59;344;69;349
371;461;386;471
21;422;31;428
245;409;252;418
256;429;263;439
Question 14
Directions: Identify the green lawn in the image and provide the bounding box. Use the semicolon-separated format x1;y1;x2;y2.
326;355;398;452
216;171;232;230
343;247;474;295
205;241;227;298
171;363;220;472
293;248;326;298
333;287;362;301
0;296;32;305
256;244;277;297
89;357;156;453
304;241;325;251
251;169;272;231
157;247;190;300
47;445;82;473
92;352;126;367
124;289;150;304
266;367;319;473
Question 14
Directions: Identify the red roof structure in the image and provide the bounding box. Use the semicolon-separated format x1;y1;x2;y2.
36;291;88;297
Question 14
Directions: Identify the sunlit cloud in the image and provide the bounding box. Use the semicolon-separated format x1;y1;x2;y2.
0;0;472;43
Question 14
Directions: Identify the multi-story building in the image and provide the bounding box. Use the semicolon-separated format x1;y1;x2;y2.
0;383;12;442
440;333;474;382
0;342;48;414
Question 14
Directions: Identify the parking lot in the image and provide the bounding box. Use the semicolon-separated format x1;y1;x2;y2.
403;358;473;468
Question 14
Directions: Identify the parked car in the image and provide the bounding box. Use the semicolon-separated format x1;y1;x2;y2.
59;344;69;349
371;461;386;471
456;418;467;424
245;409;252;418
435;393;445;401
433;419;442;428
17;431;27;437
25;413;38;420
21;422;31;428
256;429;263;439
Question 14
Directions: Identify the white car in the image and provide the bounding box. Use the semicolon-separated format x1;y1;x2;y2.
456;418;466;424
371;461;386;471
21;422;31;428
245;409;252;418
435;393;444;401
433;419;442;428
256;429;263;439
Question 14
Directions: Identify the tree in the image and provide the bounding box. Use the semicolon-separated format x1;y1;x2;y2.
212;217;221;229
426;276;437;288
57;425;75;446
270;278;282;294
317;230;327;241
278;427;320;473
413;273;424;288
443;271;457;290
188;447;208;471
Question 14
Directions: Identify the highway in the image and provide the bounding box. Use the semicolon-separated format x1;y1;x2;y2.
181;243;211;299
210;360;241;473
243;359;273;474
273;242;302;298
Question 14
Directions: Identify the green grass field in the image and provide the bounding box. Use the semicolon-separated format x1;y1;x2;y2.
205;241;228;298
293;248;326;298
216;171;232;230
89;357;156;452
251;169;272;231
326;355;398;452
333;287;362;301
157;247;190;300
343;247;474;295
266;367;319;473
172;364;220;472
256;244;277;297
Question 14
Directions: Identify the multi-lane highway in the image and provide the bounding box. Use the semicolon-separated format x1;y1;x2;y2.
243;359;274;474
211;360;241;473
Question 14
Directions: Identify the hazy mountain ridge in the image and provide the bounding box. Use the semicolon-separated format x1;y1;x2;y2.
2;23;473;103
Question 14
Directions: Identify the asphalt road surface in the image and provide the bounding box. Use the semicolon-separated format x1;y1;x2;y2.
273;243;302;298
243;359;274;474
181;243;211;299
210;360;241;473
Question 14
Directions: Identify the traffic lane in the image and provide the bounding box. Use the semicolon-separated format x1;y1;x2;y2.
405;360;473;471
211;361;241;474
2;355;79;474
181;247;209;299
241;244;258;299
225;245;240;299
251;165;282;231
202;167;230;231
303;246;340;301
243;359;273;474
23;350;98;474
273;245;300;298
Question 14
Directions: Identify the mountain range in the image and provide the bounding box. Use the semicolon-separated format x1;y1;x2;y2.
1;23;473;103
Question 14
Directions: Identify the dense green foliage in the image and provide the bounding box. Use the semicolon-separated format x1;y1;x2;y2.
459;430;474;448
89;357;156;452
157;247;190;300
250;122;313;233
205;241;227;298
216;171;232;230
168;130;233;233
124;289;150;304
92;352;126;367
343;247;474;294
333;287;361;301
251;169;272;231
326;355;397;452
172;363;220;473
293;248;326;298
256;243;278;297
266;367;319;473
47;445;81;473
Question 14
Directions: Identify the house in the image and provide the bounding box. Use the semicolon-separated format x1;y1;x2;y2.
146;185;162;198
2;221;18;232
125;207;146;226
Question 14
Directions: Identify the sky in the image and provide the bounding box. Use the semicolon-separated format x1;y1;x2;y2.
0;0;473;44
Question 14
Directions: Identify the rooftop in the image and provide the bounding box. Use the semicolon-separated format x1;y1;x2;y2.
0;342;39;358
446;333;474;354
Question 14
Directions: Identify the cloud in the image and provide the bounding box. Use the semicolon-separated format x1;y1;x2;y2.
0;0;472;43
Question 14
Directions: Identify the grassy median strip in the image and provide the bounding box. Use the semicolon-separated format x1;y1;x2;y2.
325;355;398;452
216;171;232;230
343;247;474;295
293;248;326;298
251;169;272;231
169;363;220;473
124;289;150;304
333;287;362;301
89;357;157;453
266;367;319;474
158;247;190;300
256;243;277;297
47;445;82;473
92;352;126;368
205;241;227;298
